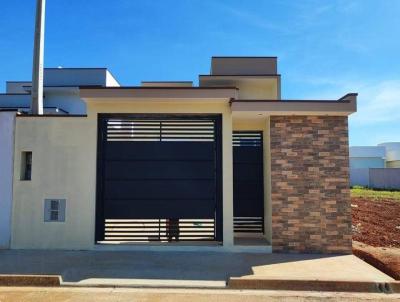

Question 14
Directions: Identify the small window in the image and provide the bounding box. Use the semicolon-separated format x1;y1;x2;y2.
44;199;66;222
20;151;32;180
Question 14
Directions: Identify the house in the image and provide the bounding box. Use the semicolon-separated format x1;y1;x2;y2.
378;142;400;168
350;146;386;170
350;143;400;188
0;57;357;253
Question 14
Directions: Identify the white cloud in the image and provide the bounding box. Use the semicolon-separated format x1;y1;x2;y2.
350;80;400;124
294;77;400;125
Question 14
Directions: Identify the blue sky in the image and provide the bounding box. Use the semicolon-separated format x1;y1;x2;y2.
0;0;399;145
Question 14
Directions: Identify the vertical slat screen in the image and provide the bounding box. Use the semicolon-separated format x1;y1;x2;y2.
233;131;264;234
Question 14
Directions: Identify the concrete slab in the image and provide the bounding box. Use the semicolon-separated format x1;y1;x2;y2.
232;254;394;282
0;250;393;289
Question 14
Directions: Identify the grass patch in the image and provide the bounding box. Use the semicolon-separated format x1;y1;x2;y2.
351;186;400;201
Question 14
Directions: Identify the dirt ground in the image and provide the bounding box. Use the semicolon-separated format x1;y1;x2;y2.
352;195;400;280
352;197;400;247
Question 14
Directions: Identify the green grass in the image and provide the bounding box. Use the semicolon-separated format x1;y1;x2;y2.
351;186;400;201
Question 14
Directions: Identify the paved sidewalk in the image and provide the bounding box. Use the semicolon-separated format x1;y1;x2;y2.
0;250;393;288
0;286;400;302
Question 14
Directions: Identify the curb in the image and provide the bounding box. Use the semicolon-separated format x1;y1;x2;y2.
0;275;61;287
228;278;400;293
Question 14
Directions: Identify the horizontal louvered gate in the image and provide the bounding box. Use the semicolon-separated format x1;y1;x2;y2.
233;131;264;234
96;114;222;243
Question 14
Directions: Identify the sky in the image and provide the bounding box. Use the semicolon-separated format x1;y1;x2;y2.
0;0;399;146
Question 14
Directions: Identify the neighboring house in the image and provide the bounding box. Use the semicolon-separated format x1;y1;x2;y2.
378;142;400;168
0;67;119;114
0;57;357;254
349;146;386;169
350;144;400;188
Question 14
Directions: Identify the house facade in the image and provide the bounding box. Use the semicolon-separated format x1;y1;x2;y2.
350;143;400;188
0;57;357;253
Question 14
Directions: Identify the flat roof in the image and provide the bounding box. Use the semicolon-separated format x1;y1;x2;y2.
231;93;357;116
79;86;239;101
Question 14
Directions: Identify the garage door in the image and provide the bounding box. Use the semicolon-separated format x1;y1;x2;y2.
233;131;264;234
96;114;222;243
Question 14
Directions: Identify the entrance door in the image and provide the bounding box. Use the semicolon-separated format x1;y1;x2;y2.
96;114;222;243
233;131;264;234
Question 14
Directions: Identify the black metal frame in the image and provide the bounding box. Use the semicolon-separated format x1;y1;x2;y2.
95;113;223;243
233;130;265;234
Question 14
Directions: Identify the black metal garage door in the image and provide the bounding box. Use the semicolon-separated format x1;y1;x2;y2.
233;131;264;233
96;114;222;243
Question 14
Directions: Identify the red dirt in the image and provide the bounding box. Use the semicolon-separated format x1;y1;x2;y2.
352;196;400;280
352;197;400;248
353;241;400;280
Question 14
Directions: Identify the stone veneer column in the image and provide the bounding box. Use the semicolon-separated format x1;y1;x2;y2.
270;116;352;253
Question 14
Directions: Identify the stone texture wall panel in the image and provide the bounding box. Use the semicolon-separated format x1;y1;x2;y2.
270;116;352;254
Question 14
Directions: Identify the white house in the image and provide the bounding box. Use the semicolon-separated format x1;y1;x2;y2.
0;57;357;254
378;142;400;168
350;143;400;188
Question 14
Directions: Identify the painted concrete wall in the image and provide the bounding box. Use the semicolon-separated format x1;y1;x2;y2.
350;157;385;169
378;142;400;162
12;116;94;249
0;112;15;248
387;160;400;168
370;168;400;189
349;146;386;158
44;69;109;87
0;94;31;108
45;90;86;114
350;168;400;188
11;100;234;249
0;90;85;115
350;168;370;187
236;80;278;100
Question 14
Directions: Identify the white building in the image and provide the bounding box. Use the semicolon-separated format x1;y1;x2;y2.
349;146;386;169
378;142;400;168
349;143;400;188
0;68;119;114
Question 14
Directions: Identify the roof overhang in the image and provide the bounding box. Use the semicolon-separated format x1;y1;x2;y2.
79;87;238;102
231;93;357;119
199;74;280;86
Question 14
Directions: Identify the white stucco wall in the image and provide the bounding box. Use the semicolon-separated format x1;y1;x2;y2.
350;157;386;169
0;112;16;248
12;116;95;249
11;101;235;249
44;90;86;114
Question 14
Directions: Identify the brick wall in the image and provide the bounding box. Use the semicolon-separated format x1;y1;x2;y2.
270;116;352;254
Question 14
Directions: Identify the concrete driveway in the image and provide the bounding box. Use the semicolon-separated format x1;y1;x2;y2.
0;250;393;288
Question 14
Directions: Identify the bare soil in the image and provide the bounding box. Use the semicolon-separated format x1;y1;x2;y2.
352;196;400;280
352;197;400;248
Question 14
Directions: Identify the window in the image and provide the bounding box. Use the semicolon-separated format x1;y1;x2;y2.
20;151;32;180
44;199;66;222
50;200;59;221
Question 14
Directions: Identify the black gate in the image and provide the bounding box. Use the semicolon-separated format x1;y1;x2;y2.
233;131;264;233
96;114;222;243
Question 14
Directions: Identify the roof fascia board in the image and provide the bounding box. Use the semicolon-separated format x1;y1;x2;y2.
80;87;238;100
231;95;357;116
